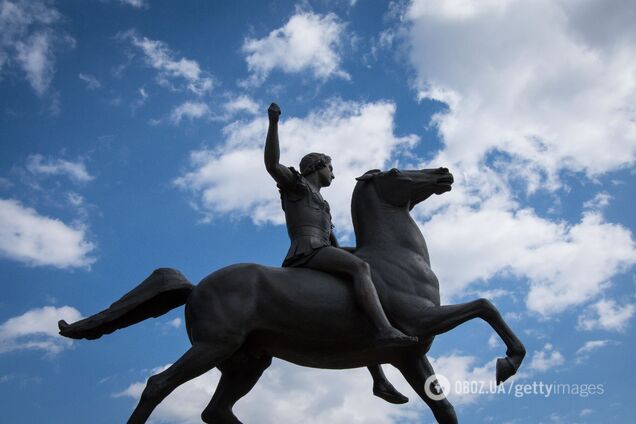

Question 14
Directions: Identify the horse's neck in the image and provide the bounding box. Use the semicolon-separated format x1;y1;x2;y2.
352;188;430;264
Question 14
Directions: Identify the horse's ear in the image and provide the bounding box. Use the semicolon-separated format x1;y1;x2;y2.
356;169;381;181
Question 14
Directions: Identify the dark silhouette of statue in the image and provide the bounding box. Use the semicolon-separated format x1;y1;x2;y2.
58;103;526;424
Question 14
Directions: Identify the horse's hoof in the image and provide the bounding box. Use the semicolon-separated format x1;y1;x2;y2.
58;320;74;337
373;386;409;404
496;357;516;385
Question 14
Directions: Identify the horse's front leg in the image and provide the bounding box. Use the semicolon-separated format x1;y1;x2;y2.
393;354;457;424
412;299;525;384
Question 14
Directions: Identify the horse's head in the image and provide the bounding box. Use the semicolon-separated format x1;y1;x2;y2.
355;167;453;210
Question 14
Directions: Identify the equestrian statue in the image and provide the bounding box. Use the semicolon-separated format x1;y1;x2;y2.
59;103;525;424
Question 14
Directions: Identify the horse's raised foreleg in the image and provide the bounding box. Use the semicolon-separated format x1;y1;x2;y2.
393;354;457;424
127;341;240;424
416;299;525;384
201;353;272;424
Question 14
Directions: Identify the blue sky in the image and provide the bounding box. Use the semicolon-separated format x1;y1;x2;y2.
1;0;635;423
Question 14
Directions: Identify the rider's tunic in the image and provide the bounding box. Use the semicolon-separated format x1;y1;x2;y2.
278;167;334;267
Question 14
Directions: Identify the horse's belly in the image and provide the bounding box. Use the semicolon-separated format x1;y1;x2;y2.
244;330;415;369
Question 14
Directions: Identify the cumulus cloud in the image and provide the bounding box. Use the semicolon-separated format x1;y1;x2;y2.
116;360;420;424
405;0;636;182
169;101;210;124
0;198;95;268
421;205;636;314
0;0;67;95
242;11;349;85
175;99;417;229
0;306;82;355
577;299;635;332
124;30;214;95
529;343;565;372
394;0;636;316
26;154;94;183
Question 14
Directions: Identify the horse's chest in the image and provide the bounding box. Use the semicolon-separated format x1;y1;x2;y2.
371;253;439;296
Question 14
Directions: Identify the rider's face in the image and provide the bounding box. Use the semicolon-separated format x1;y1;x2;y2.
318;163;335;187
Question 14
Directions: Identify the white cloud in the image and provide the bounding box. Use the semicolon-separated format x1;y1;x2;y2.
26;154;94;183
529;343;565;372
125;31;213;95
242;11;349;85
223;95;259;116
0;1;65;95
78;72;101;90
575;339;613;363
15;31;54;95
175;99;418;230
420;204;636;314
583;192;612;211
165;317;181;329
576;339;609;355
577;299;635;332
405;0;636;184
400;0;636;319
169;101;210;124
117;360;420;424
0;198;95;268
0;306;82;354
428;353;496;405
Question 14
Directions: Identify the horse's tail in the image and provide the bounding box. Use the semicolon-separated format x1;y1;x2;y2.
58;268;194;340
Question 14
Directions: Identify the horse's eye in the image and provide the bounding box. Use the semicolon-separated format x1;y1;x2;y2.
388;168;400;176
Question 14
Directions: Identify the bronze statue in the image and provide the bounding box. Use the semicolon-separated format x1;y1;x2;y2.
59;103;525;424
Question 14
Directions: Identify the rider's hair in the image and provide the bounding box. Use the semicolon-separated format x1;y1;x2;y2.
300;153;331;176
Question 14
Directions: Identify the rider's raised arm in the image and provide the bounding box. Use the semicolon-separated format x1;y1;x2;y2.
264;103;295;187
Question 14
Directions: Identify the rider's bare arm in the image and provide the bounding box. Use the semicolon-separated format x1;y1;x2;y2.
264;103;295;187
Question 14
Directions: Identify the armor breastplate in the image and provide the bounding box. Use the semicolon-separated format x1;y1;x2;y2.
278;176;333;242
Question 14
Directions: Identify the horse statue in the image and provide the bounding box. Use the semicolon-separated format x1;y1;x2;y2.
59;166;525;424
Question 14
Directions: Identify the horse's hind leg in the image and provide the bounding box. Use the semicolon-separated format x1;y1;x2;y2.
201;353;272;424
417;299;526;383
127;341;240;424
394;355;457;424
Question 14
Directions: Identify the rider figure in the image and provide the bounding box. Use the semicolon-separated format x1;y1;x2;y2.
264;102;417;349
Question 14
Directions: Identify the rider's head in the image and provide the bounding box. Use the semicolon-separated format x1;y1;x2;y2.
300;153;331;176
300;153;334;187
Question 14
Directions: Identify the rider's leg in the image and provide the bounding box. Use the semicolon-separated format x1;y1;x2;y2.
368;365;409;404
304;246;417;346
